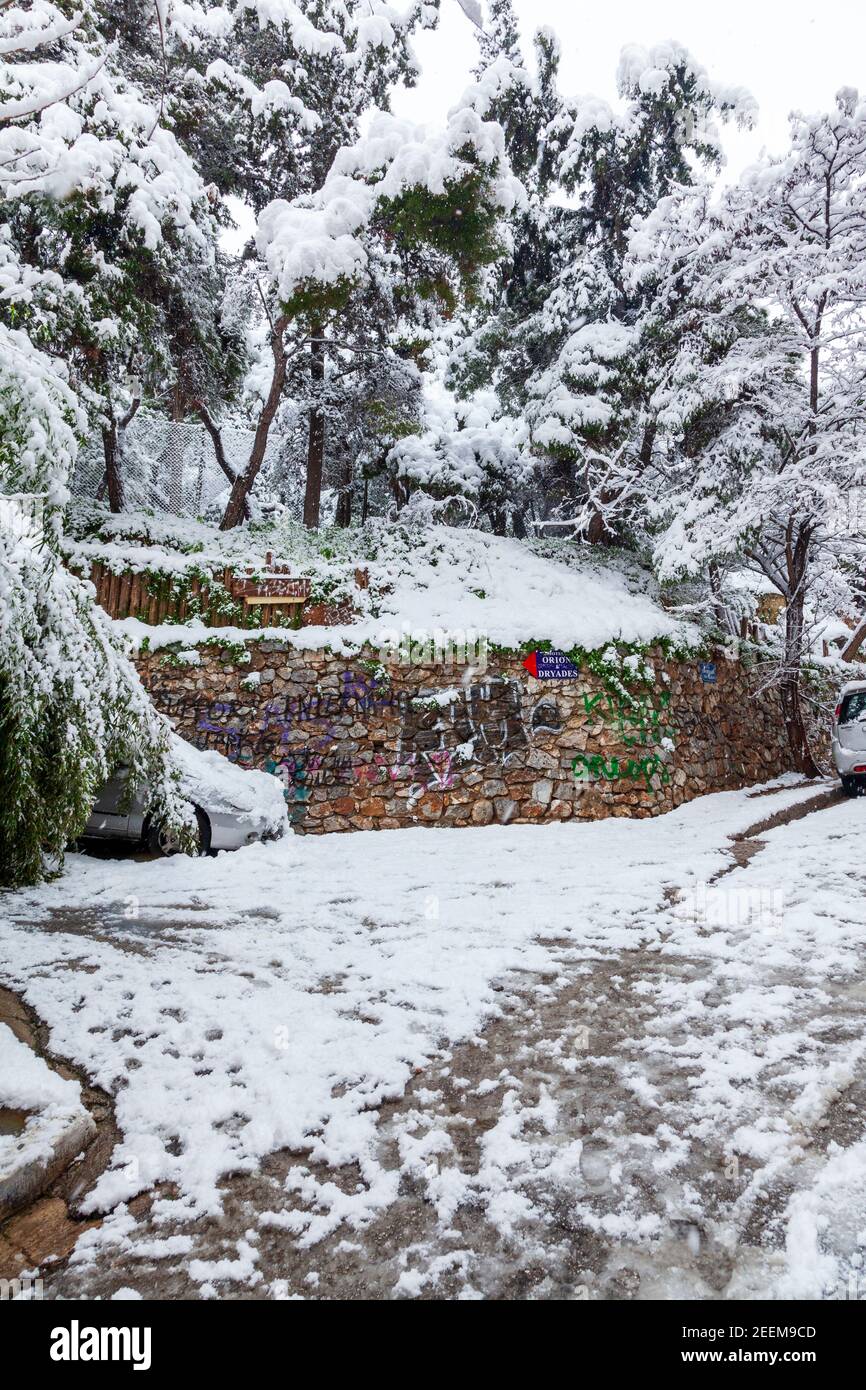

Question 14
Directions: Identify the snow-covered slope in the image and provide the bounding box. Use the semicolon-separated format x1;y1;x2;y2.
367;528;698;652
73;513;700;655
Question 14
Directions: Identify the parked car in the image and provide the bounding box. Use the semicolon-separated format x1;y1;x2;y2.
83;735;289;855
832;680;866;795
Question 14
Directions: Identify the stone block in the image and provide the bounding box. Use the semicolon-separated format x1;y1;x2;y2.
531;778;554;806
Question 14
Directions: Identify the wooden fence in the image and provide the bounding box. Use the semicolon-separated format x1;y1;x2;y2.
81;560;312;629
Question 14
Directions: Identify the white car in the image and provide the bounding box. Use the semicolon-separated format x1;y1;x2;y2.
832;679;866;796
83;735;289;855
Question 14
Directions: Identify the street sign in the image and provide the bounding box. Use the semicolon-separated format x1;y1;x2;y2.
523;650;581;680
698;661;717;684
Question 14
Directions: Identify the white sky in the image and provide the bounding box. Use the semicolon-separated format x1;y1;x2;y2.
394;0;866;181
223;0;866;246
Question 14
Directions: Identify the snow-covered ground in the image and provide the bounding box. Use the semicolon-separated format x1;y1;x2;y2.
2;776;865;1299
0;1023;89;1178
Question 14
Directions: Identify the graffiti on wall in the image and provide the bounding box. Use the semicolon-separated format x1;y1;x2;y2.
581;688;677;745
572;752;671;789
147;662;733;815
571;682;732;791
150;670;531;813
574;687;679;791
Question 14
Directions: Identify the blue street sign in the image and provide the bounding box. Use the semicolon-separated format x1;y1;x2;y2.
523;650;581;680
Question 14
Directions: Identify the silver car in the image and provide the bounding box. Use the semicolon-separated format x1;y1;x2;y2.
83;737;289;855
832;680;866;795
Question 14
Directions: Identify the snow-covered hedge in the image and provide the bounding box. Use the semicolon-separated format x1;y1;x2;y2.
0;327;192;887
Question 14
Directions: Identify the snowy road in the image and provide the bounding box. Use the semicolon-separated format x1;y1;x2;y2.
2;777;866;1300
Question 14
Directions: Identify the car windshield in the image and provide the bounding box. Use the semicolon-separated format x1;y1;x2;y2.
839;691;866;722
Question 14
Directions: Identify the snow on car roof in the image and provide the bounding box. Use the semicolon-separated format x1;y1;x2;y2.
170;734;288;837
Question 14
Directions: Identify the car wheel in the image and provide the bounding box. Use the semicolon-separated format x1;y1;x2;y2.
146;807;211;857
841;776;860;797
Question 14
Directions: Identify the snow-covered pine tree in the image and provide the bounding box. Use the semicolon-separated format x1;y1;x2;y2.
433;7;563;534
159;1;455;528
453;27;755;536
0;1;194;884
0;1;227;512
625;90;866;772
168;0;442;213
201;21;521;528
476;0;521;69
449;11;562;415
526;43;756;539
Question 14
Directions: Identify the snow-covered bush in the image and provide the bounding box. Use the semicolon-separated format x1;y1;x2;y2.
388;387;533;533
0;326;191;887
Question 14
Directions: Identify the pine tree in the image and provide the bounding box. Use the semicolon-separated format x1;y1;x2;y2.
451;30;756;536
178;1;521;529
536;45;755;536
1;2;227;511
0;2;194;884
624;90;866;772
152;2;450;527
456;16;563;382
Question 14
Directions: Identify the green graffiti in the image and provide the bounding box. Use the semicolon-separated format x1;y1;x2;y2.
572;752;671;789
572;684;679;791
581;689;677;748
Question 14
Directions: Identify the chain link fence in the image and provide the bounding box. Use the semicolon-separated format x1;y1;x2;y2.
70;409;278;519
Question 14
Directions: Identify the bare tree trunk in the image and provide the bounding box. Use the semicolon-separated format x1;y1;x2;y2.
96;397;139;507
708;561;736;635
303;328;325;530
102;421;124;512
199;406;249;521
390;475;409;510
842;614;866;662
781;578;820;777
335;486;352;527
334;450;353;527
220;316;288;530
586;505;610;544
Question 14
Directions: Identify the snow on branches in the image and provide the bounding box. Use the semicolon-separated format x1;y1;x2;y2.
1;5;213;249
257;106;521;311
0;2;205;883
616;89;866;770
0;323;81;521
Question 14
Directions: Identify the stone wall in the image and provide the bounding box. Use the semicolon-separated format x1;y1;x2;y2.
136;642;793;834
